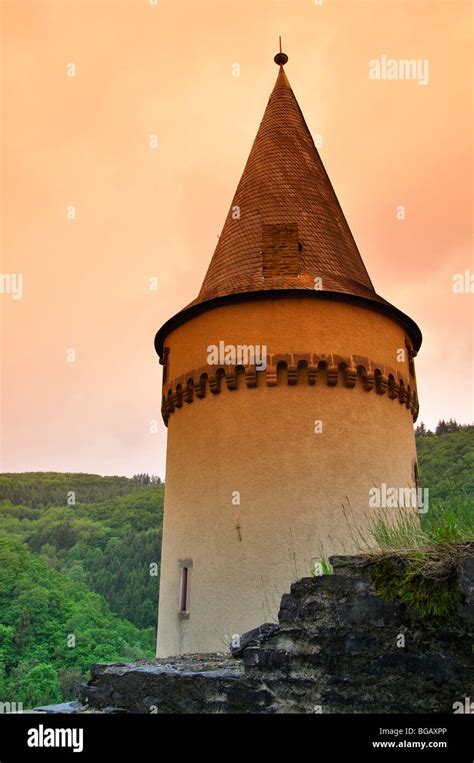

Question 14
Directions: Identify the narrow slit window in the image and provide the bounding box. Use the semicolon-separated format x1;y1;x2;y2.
178;559;192;619
180;567;189;612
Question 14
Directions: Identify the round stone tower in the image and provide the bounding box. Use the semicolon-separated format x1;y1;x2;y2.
154;53;422;657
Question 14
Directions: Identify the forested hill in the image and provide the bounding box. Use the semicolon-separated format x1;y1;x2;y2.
0;476;163;707
0;476;164;628
0;472;161;508
416;429;474;502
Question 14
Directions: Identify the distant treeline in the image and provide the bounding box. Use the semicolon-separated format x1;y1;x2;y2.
0;472;163;508
132;473;162;485
415;419;473;437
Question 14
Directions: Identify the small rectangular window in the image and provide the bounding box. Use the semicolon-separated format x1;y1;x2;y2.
180;567;189;612
178;559;192;619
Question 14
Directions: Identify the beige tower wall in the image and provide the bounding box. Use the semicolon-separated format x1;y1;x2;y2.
156;298;419;657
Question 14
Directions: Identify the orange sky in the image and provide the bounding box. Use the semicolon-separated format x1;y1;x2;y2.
1;0;472;477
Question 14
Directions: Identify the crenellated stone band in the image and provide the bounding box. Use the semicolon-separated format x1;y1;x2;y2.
161;352;419;425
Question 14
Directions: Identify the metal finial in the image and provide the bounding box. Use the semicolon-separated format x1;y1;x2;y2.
274;36;288;66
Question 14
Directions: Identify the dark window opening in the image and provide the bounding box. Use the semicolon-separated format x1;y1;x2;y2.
413;462;419;490
180;567;189;613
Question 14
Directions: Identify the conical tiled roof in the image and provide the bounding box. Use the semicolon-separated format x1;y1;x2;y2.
155;57;422;354
192;64;376;305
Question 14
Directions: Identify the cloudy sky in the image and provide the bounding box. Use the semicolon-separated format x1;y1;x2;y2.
1;0;472;477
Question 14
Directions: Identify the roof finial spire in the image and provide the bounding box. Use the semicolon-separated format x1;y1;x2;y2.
274;36;288;66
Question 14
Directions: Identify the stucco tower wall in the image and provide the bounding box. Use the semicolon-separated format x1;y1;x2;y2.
156;298;418;657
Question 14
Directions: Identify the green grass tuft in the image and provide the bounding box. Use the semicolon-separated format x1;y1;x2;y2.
354;497;473;618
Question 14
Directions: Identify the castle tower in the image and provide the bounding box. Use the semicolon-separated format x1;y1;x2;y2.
155;51;422;657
